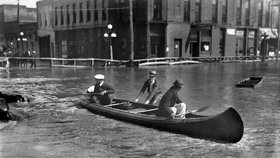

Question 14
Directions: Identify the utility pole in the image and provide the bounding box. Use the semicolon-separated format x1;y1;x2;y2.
277;4;280;62
129;0;134;66
17;0;20;55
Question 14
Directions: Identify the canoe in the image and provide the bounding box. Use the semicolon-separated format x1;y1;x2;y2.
235;76;263;88
79;98;244;143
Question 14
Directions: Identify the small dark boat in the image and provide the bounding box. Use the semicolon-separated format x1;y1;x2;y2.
0;92;30;121
79;98;244;143
235;76;263;88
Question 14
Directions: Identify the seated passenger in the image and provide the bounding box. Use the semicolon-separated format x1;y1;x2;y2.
87;74;115;105
157;79;187;119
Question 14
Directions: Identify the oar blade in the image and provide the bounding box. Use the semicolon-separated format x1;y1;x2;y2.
192;106;209;113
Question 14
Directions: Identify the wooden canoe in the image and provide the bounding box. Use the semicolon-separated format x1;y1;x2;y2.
235;76;263;88
79;98;244;143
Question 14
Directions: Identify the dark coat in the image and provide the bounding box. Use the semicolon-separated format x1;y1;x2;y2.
139;79;162;100
93;82;115;94
157;86;182;117
92;82;115;105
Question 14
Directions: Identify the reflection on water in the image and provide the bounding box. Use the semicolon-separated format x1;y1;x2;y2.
0;62;280;157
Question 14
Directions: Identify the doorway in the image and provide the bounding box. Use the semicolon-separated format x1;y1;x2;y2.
39;35;50;57
174;39;182;57
190;42;199;57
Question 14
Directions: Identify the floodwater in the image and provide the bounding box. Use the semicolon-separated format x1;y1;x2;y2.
0;62;279;158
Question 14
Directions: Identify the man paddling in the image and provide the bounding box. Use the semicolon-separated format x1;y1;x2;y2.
157;79;187;119
87;74;115;105
135;70;162;105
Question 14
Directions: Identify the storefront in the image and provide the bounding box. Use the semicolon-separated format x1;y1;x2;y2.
259;28;278;57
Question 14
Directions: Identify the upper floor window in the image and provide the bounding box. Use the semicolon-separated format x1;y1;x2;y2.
175;0;181;18
265;3;271;27
195;0;201;23
102;0;106;21
212;0;218;23
236;0;241;25
73;4;76;24
257;2;263;27
39;13;42;27
60;6;64;25
55;7;58;26
222;0;227;24
184;0;190;22
153;0;162;20
66;5;70;25
245;0;250;26
87;1;91;22
79;2;84;23
94;0;98;22
45;14;47;27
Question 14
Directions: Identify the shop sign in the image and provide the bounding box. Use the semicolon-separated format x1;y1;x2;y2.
227;29;236;35
236;30;244;37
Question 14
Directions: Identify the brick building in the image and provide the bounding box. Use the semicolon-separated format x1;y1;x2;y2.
37;0;280;60
0;4;37;57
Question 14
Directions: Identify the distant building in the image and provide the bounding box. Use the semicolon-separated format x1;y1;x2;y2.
0;4;37;57
37;0;280;60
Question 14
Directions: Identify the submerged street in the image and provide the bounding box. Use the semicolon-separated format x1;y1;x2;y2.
0;62;280;157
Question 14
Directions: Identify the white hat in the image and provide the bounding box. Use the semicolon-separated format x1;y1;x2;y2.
94;74;104;80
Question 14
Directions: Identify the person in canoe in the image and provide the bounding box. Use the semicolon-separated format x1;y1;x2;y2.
0;98;11;121
157;79;187;119
135;70;162;105
87;74;115;105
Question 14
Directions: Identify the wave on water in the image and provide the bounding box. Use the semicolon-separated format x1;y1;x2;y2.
0;121;17;131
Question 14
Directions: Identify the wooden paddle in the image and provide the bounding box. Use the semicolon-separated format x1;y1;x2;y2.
174;106;209;118
188;106;209;113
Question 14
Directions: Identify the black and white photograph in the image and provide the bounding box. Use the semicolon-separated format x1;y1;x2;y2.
0;0;280;157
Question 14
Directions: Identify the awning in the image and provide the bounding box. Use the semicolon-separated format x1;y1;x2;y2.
259;28;278;38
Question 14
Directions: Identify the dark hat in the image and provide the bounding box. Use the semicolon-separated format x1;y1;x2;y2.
149;70;156;77
173;79;183;88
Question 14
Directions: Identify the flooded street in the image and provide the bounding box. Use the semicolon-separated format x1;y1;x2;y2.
0;62;280;158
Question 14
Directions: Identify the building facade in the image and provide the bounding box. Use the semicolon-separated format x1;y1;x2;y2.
0;4;37;57
37;0;280;60
37;0;111;59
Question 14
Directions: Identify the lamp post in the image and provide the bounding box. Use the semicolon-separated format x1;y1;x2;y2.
17;32;27;55
104;24;117;61
17;32;24;55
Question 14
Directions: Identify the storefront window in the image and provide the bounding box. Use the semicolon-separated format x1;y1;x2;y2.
61;41;67;58
201;41;210;56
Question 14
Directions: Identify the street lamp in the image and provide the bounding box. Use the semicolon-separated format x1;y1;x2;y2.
104;24;117;61
17;32;27;55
